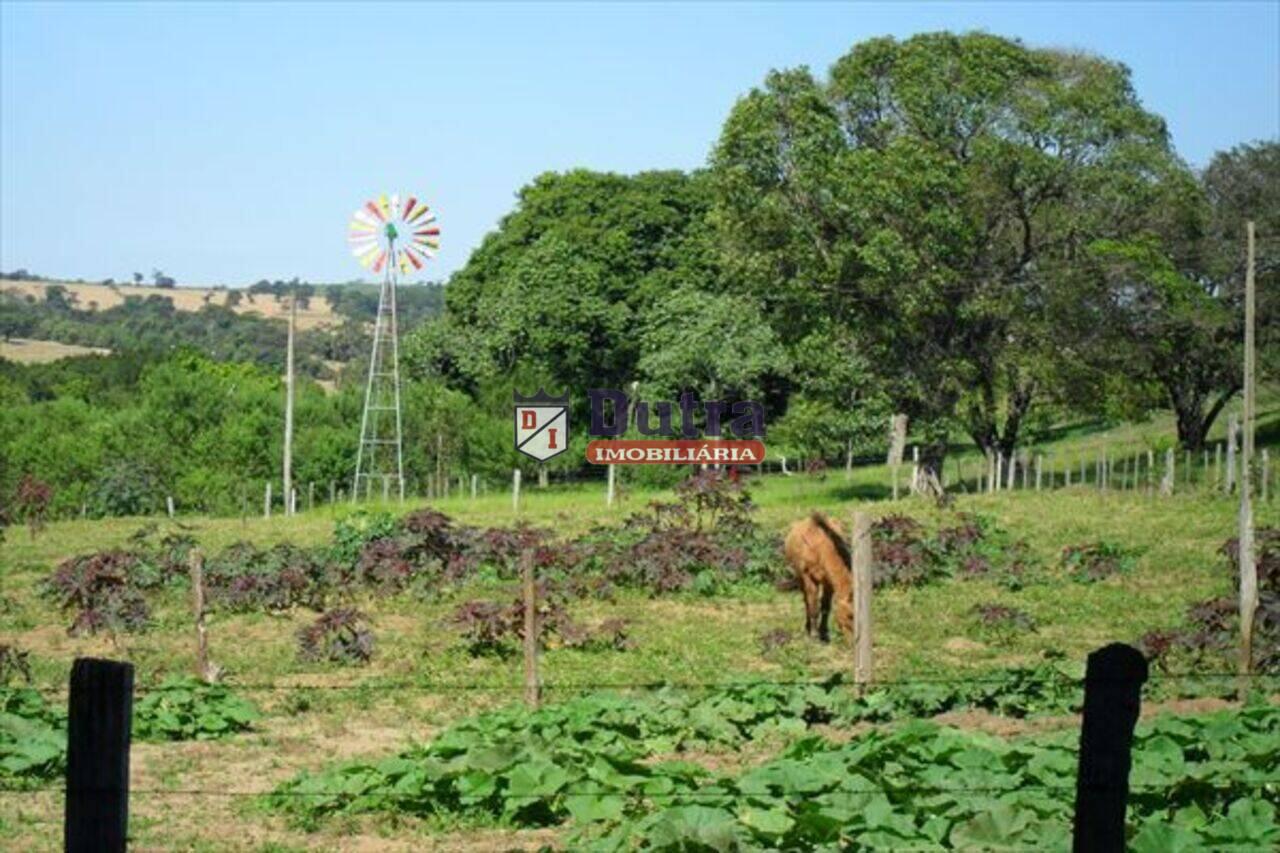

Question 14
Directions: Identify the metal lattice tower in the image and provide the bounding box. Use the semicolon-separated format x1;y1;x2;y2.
347;193;440;502
353;226;405;502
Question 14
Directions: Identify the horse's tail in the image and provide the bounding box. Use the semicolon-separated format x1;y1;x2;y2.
809;512;851;571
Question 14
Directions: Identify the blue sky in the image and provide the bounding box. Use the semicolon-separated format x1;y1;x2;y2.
2;1;1277;286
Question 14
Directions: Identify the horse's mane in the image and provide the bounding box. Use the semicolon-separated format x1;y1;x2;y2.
809;512;851;571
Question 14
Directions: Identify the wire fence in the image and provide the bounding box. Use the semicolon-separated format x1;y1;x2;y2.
9;668;1279;696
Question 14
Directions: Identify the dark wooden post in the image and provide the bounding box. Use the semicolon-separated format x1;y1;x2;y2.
65;658;134;853
1073;643;1148;853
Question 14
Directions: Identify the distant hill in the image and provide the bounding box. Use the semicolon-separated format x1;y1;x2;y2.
0;280;342;330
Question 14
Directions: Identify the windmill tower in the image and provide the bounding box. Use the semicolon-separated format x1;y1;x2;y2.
347;194;440;501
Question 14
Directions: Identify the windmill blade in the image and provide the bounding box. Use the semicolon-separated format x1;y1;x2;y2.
353;211;380;231
390;194;401;218
363;201;385;223
408;204;432;224
402;196;418;220
404;246;424;270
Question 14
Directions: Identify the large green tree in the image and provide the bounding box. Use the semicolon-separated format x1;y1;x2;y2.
1089;140;1279;450
406;169;718;396
711;32;1176;485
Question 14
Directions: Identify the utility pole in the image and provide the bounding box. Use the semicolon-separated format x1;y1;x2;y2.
1239;222;1258;683
282;289;296;516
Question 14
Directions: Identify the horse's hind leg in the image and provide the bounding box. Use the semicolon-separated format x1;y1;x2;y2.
818;584;833;643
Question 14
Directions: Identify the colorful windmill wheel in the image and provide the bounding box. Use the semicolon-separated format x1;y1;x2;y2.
347;193;440;275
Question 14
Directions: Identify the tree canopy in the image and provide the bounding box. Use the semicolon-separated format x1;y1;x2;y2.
710;31;1181;478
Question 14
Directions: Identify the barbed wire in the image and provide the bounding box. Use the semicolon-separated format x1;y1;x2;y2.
3;778;1279;799
8;669;1277;696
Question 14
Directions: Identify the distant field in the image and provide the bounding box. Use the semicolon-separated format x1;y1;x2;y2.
0;337;111;363
0;280;342;330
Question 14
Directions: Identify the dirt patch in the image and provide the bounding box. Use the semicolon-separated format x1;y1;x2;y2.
943;637;986;653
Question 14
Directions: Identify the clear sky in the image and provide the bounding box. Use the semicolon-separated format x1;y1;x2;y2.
2;1;1277;286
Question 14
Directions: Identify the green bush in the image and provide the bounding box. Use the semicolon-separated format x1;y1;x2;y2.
133;677;258;741
0;687;65;786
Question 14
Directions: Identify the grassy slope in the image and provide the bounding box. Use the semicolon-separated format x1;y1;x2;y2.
1;407;1278;850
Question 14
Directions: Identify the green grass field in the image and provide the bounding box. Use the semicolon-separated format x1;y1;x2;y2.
1;408;1277;850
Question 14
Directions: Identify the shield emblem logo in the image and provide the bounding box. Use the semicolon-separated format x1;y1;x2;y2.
514;390;570;461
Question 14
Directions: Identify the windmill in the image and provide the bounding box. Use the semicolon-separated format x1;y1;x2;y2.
347;193;440;501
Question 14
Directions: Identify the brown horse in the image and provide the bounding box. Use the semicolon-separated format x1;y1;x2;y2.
783;513;853;642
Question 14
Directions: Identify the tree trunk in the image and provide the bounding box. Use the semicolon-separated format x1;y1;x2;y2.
915;440;948;501
965;379;1035;460
1170;386;1236;452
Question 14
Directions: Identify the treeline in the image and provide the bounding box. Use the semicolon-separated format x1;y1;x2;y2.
410;33;1278;490
0;350;695;518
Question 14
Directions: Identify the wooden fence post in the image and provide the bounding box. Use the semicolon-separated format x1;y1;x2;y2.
512;468;521;513
471;474;478;500
308;482;315;511
190;550;213;683
522;548;540;709
607;462;616;507
1226;413;1239;494
166;496;175;518
1072;643;1148;853
850;511;873;697
1035;454;1043;491
264;482;271;519
1160;448;1175;497
65;658;134;853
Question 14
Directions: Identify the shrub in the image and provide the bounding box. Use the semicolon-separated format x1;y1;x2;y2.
125;522;197;588
204;542;330;612
44;551;149;636
1140;527;1279;674
298;609;374;665
331;510;399;565
450;600;514;656
871;514;943;586
449;584;633;657
14;473;52;539
133;677;258;741
1061;541;1141;582
971;603;1037;643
